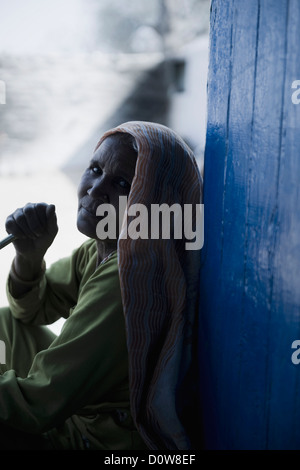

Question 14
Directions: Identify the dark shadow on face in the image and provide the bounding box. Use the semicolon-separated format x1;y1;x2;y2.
77;134;138;241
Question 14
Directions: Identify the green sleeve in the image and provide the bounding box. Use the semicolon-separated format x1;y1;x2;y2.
6;239;97;325
0;251;128;433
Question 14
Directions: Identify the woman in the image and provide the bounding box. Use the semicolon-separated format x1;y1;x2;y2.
0;121;202;450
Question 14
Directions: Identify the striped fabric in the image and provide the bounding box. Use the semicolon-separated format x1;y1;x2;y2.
97;121;203;450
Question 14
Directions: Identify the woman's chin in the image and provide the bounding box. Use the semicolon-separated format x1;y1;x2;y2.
76;217;97;239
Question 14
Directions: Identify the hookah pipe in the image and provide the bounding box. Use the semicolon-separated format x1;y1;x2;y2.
0;234;16;250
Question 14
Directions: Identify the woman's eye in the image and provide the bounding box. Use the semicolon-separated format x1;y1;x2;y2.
117;178;130;190
91;166;102;175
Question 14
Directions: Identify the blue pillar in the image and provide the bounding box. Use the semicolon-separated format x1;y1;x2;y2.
199;0;300;449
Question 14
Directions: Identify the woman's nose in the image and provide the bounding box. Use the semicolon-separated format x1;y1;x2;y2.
87;177;109;200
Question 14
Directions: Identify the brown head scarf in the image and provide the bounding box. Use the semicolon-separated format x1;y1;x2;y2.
97;121;203;450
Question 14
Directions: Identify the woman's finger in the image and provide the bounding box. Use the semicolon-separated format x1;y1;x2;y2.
6;207;36;239
45;204;58;237
23;203;45;237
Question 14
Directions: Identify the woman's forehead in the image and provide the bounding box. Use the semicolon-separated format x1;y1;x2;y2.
92;135;137;173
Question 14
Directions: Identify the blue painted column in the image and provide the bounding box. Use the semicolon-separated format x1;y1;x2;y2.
199;0;300;449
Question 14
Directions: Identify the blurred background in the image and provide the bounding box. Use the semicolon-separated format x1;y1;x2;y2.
0;0;210;334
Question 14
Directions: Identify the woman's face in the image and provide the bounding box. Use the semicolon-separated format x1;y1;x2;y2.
77;135;137;240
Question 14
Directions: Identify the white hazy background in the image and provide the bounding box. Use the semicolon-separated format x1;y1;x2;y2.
0;0;210;334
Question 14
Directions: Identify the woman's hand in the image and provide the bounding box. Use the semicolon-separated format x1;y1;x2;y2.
5;203;58;291
6;203;58;260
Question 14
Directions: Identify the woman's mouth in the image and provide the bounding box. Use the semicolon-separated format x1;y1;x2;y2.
80;201;108;217
81;204;100;217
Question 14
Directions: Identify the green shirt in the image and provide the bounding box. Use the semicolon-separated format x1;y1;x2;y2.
0;239;146;450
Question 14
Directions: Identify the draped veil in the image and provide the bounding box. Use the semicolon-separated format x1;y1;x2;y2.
96;121;203;450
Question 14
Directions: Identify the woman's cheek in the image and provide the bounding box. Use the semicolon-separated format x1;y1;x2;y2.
77;172;90;198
